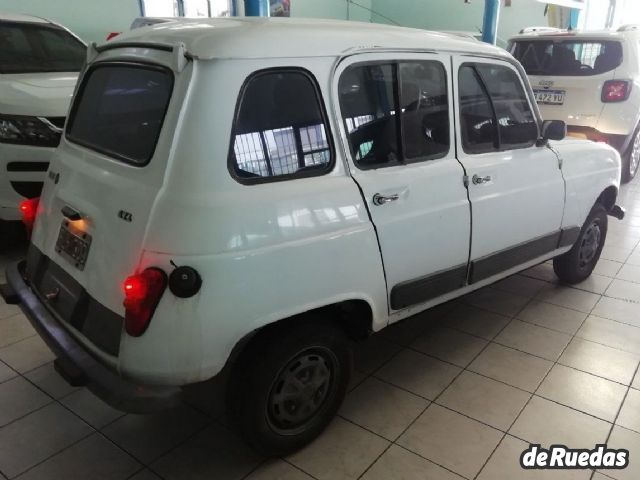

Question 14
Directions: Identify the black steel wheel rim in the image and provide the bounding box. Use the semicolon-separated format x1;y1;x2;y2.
266;346;337;435
578;220;601;268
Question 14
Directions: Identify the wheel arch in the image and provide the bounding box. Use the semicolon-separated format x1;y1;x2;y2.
597;185;618;211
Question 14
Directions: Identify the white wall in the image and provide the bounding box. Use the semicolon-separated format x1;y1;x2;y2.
0;0;141;43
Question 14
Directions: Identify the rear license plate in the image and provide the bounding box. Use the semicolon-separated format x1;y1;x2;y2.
55;220;92;271
533;89;566;105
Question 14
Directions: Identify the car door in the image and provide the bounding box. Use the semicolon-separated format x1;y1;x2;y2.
334;52;471;312
453;56;566;283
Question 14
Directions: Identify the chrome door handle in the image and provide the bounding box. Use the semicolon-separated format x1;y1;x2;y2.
472;174;492;185
373;193;400;206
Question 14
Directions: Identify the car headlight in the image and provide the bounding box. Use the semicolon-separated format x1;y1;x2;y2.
0;115;62;147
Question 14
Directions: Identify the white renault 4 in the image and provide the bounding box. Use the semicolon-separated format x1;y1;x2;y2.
509;26;640;182
3;18;625;454
0;13;85;247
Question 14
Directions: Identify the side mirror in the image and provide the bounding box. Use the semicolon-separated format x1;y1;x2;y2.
538;120;567;146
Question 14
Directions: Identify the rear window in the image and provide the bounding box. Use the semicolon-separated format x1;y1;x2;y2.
511;40;623;76
66;64;173;166
0;22;86;74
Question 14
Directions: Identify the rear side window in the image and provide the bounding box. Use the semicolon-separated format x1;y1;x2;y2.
66;64;173;166
511;40;623;76
459;63;538;154
230;69;333;183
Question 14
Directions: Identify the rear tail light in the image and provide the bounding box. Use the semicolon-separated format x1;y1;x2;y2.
123;268;167;337
19;197;39;233
602;80;632;103
106;32;121;41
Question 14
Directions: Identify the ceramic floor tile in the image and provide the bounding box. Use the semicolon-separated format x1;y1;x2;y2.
605;279;640;302
61;388;124;429
286;417;389;480
477;435;592;480
537;365;627;422
468;343;553;392
397;404;502;479
0;403;93;478
440;304;511;340
245;459;314;480
616;388;640;433
379;315;432;346
535;285;600;313
102;405;210;463
576;316;640;355
0;313;36;348
127;470;162;480
522;263;558;283
0;360;16;384
353;334;402;375
633;370;640;390
17;433;140;480
340;377;427;440
600;245;632;263
0;335;55;374
510;396;611;447
463;287;530;317
558;338;640;385
0;376;51;427
411;327;488;367
494;274;550;298
375;349;461;400
592;296;640;327
0;302;21;320
437;371;530;431
517;300;587;335
23;362;80;399
152;423;263;480
571;273;613;295
494;320;572;361
602;425;640;480
361;444;464;480
594;259;624;278
616;263;640;283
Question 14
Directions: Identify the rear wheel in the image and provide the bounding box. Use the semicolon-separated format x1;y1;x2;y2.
227;317;352;456
622;128;640;183
553;203;608;284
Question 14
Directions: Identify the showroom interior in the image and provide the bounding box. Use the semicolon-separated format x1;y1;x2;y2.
3;0;640;479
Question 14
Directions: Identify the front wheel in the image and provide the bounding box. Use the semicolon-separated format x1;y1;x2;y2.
622;128;640;183
553;203;608;284
227;318;352;456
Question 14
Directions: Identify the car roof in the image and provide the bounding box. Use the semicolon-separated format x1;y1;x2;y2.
0;11;50;24
106;17;508;60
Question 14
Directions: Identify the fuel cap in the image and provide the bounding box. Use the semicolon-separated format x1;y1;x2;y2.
168;266;202;298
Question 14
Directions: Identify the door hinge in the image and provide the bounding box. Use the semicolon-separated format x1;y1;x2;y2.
463;175;470;188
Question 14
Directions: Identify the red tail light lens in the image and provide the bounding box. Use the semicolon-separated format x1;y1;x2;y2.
106;32;120;41
602;80;632;103
19;197;39;232
123;268;167;337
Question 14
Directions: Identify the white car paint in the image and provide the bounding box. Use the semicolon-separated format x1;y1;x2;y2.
0;13;83;221
27;18;620;388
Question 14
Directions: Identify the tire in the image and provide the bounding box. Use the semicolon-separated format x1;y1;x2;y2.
622;127;640;184
227;316;352;456
553;203;608;284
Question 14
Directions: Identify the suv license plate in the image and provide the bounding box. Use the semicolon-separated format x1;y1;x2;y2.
534;89;566;105
55;220;92;271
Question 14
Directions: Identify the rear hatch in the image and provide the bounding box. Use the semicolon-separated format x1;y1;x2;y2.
27;48;184;359
510;37;622;127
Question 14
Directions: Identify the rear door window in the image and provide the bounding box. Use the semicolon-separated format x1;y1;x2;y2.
230;69;333;183
66;64;174;166
511;40;623;76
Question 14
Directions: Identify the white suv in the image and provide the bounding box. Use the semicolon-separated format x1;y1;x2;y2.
3;18;624;454
0;13;85;247
509;26;640;182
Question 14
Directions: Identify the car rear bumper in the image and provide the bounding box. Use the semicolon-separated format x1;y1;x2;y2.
2;260;182;413
567;126;628;153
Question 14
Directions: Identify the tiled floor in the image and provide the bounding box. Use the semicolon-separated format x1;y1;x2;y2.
2;180;640;480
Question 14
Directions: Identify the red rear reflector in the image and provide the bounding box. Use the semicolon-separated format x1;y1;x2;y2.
123;268;167;337
19;197;40;233
106;32;121;41
602;80;632;103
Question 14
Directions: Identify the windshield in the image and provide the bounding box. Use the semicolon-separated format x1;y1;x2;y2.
510;39;623;76
0;22;86;74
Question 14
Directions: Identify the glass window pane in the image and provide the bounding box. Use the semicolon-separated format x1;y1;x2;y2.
400;61;449;161
231;71;332;181
458;65;497;154
477;65;538;149
339;64;399;169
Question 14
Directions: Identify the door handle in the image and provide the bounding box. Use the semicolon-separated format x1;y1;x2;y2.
472;174;492;185
372;193;400;206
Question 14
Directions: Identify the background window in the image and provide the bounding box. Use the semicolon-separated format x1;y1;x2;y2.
231;70;331;181
400;62;449;160
459;65;497;154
